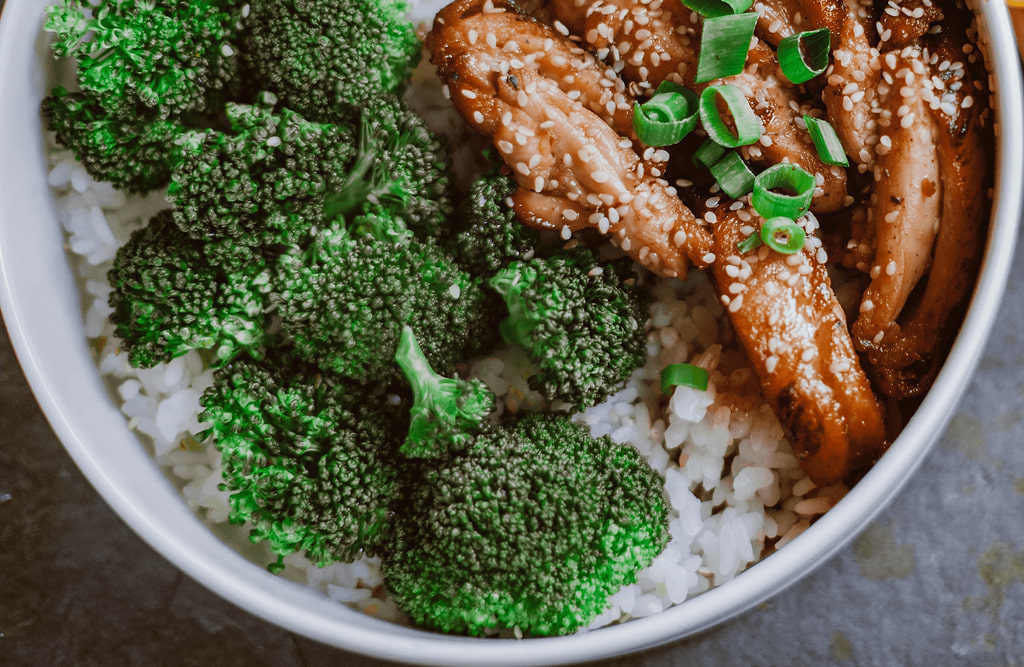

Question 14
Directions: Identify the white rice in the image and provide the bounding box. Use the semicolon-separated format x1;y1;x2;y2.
45;46;847;635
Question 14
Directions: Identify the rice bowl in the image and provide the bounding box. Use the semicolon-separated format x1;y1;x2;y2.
0;0;1020;662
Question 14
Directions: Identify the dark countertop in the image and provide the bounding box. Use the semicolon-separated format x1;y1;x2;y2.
4;227;1024;665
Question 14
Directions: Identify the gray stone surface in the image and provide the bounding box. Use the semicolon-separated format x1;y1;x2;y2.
3;227;1024;665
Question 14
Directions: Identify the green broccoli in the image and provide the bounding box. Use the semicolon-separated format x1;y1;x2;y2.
166;95;450;266
393;326;495;459
242;0;421;119
382;413;669;636
107;211;271;368
201;353;404;572
167;98;356;268
323;96;453;241
42;89;182;193
274;221;499;384
447;171;541;275
488;248;649;411
44;0;241;120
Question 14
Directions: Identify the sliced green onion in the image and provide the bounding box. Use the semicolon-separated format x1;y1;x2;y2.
695;13;759;83
760;216;806;254
709;151;755;198
693;138;726;169
778;28;831;84
680;0;753;17
633;83;699;147
803;115;849;167
751;163;815;219
736;232;763;253
661;363;710;394
699;84;762;147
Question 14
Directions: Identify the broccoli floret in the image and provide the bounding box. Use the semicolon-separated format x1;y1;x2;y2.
488;248;649;410
274;223;499;383
42;89;182;193
324;96;453;241
108;211;271;368
167;99;356;267
382;413;669;636
44;0;241;120
242;0;420;119
202;353;404;572
448;171;541;274
166;96;450;266
393;326;495;459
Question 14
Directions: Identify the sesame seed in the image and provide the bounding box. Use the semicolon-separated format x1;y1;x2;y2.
702;252;717;264
592;171;610;183
766;356;778;373
473;111;484;124
860;300;874;312
560;225;572;240
449;284;461;298
516;162;530;175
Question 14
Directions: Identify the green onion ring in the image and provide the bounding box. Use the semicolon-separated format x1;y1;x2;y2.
804;115;849;167
698;84;762;148
680;0;753;17
708;151;755;198
778;28;831;85
633;82;699;147
760;216;806;255
661;363;710;394
751;163;815;219
693;138;727;169
735;232;763;254
695;13;760;83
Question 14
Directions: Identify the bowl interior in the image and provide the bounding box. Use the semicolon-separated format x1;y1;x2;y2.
0;1;1020;664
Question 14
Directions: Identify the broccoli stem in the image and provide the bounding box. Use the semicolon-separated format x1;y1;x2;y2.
394;325;445;411
488;266;540;348
394;325;495;458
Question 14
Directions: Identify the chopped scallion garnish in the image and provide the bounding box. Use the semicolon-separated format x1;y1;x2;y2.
695;13;759;83
708;151;755;198
693;138;726;168
699;84;761;148
680;0;754;17
778;28;831;84
736;232;763;253
751;163;815;219
803;115;849;166
760;217;806;254
661;363;710;394
633;81;699;147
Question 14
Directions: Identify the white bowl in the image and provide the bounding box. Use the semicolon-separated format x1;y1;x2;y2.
0;1;1020;664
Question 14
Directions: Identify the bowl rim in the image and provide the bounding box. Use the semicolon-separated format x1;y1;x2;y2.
1;1;1020;664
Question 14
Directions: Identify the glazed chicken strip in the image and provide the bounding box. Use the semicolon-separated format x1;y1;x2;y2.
854;30;992;397
547;0;848;212
801;0;882;169
752;0;800;47
851;50;940;349
428;0;713;277
710;209;886;484
878;0;943;49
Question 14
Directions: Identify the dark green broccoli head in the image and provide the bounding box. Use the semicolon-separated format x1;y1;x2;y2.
107;211;271;368
45;0;240;120
43;89;182;193
448;171;541;274
488;248;649;411
242;0;420;119
274;224;500;383
201;352;404;572
393;326;496;459
383;413;669;636
167;99;356;267
325;96;453;241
